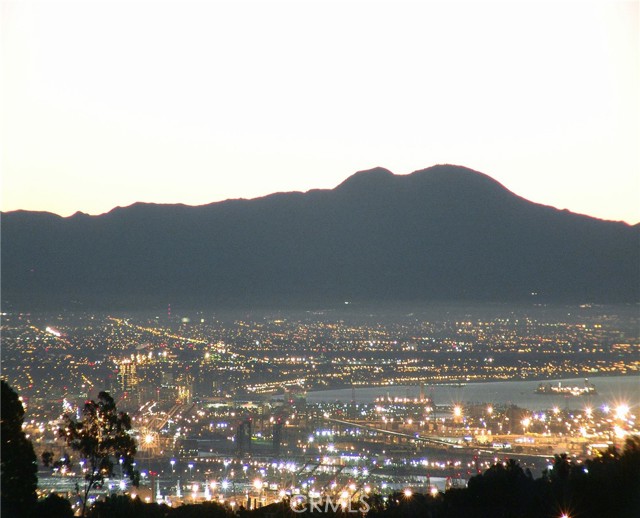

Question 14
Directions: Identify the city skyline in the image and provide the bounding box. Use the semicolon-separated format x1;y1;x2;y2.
2;1;639;223
2;307;639;516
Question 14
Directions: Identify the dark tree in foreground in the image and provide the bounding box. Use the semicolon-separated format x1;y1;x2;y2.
0;379;38;517
42;450;73;473
58;391;138;516
34;493;75;518
87;496;232;518
42;450;54;467
462;457;535;517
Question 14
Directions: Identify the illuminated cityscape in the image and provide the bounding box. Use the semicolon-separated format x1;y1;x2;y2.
1;306;638;514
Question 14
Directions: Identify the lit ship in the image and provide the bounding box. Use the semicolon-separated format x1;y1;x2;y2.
535;378;597;396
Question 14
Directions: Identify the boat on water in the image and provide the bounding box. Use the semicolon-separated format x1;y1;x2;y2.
535;378;597;396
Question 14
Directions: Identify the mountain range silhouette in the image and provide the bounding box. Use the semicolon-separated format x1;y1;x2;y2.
2;165;638;309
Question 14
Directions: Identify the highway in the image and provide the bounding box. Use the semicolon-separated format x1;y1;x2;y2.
320;416;459;447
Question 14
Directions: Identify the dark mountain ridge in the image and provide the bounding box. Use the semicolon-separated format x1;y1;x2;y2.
2;165;638;309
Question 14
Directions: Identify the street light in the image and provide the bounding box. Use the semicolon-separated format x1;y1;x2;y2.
170;459;176;473
253;478;263;505
188;463;194;479
615;404;629;420
118;457;124;493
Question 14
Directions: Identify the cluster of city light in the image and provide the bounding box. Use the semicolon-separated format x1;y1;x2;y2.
4;311;638;517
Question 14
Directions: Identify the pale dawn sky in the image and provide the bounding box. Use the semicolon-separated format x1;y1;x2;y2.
2;1;639;223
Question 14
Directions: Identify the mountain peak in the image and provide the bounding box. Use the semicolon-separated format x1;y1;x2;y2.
335;167;394;190
409;164;508;186
333;164;514;202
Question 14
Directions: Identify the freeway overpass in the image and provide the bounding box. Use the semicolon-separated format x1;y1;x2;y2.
320;416;459;448
321;416;556;459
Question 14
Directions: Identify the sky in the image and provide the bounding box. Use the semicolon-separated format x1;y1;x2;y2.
2;0;639;223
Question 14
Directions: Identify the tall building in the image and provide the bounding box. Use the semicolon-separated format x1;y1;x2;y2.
117;359;138;392
235;418;252;456
176;373;193;404
177;383;192;404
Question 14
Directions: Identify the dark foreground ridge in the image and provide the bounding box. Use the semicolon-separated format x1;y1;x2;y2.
2;165;638;309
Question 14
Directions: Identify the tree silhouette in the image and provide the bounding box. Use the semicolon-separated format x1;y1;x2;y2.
42;450;54;467
58;391;138;516
42;449;73;474
465;458;535;517
34;493;74;518
0;380;38;517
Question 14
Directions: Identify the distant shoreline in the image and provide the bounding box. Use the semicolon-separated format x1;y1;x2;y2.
299;374;640;409
302;371;639;395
